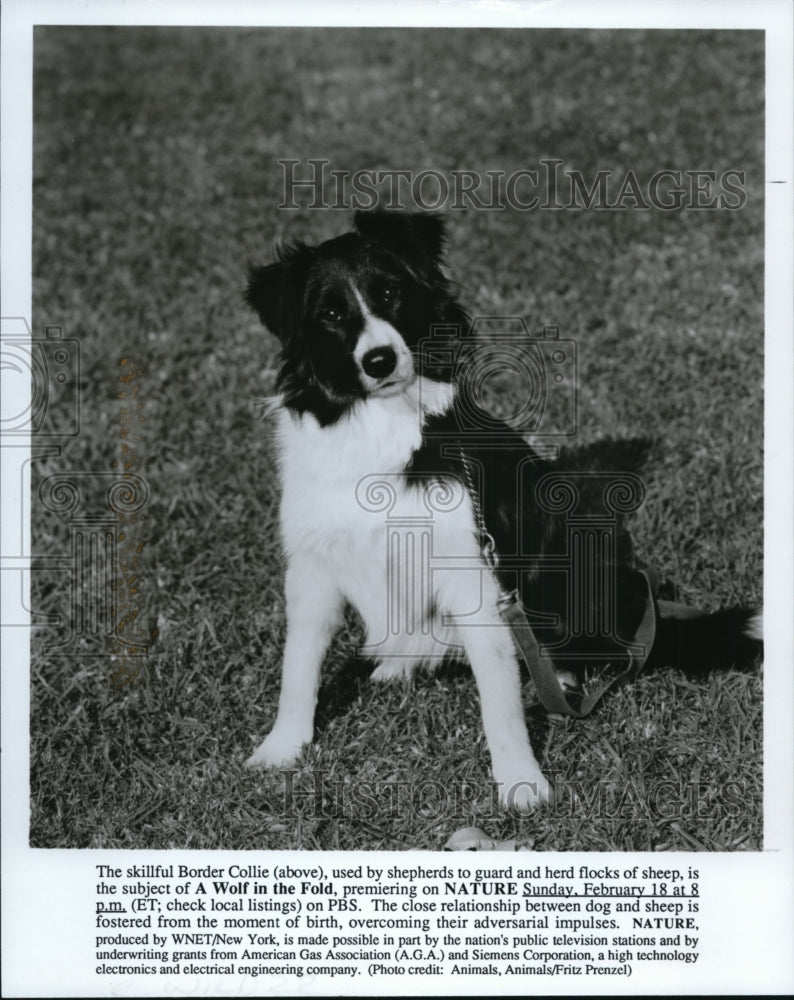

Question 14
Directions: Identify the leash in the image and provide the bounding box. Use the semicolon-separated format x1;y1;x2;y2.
457;445;658;718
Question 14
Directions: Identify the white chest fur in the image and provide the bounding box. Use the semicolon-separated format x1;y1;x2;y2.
275;378;454;553
273;379;487;664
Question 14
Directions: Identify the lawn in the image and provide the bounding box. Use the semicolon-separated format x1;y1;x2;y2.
30;27;763;851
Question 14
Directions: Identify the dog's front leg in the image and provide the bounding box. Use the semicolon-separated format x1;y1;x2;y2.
448;587;554;811
246;556;342;770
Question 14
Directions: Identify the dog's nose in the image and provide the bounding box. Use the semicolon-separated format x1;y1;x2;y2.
361;346;397;379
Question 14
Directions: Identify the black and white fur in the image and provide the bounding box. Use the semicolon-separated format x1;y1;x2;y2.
244;211;762;811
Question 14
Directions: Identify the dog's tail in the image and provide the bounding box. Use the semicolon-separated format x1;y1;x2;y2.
650;604;763;674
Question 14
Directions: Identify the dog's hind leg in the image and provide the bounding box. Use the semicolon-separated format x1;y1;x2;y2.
246;555;343;770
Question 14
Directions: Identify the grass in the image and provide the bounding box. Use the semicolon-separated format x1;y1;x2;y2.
30;27;763;851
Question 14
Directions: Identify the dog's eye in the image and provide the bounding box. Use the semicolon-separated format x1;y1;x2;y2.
381;283;398;302
319;305;343;324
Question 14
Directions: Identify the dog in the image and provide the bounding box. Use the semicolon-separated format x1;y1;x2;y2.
243;210;762;811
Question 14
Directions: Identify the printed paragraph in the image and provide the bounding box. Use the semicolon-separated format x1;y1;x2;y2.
94;861;700;980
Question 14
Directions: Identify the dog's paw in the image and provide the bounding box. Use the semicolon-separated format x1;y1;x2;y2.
245;730;307;770
495;769;555;812
370;660;417;682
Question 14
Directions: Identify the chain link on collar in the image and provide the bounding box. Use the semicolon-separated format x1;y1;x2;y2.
457;444;499;571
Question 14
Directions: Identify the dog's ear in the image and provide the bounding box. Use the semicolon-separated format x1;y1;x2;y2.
354;210;447;263
245;243;314;342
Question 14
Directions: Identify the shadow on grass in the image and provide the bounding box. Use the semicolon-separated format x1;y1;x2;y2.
314;657;374;732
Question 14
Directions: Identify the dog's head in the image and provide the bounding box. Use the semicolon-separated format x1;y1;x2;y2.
246;211;468;424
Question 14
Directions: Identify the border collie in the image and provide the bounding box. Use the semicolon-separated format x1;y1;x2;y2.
244;210;762;811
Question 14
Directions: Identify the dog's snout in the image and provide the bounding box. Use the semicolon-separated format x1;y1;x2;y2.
361;346;397;379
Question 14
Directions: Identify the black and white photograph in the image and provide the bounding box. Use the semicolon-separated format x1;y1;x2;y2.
25;17;768;852
2;0;793;996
